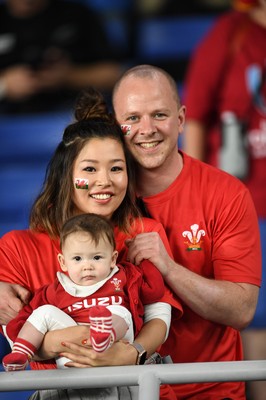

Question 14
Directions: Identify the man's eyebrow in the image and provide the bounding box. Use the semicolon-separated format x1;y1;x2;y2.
153;108;170;113
121;111;137;117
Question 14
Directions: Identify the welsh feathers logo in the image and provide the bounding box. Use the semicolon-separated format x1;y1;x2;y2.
182;224;205;251
111;277;122;291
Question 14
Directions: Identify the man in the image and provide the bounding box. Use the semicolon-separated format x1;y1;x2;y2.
112;64;261;399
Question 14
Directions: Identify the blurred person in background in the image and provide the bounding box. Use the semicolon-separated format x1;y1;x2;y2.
135;0;231;16
183;1;266;399
0;0;124;114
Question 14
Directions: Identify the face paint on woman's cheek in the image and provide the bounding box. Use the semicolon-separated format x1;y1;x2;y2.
74;178;89;190
121;124;131;136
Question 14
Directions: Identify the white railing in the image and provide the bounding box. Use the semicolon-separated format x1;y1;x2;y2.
1;360;266;400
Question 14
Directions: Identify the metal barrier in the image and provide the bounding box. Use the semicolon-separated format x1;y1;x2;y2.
1;360;266;400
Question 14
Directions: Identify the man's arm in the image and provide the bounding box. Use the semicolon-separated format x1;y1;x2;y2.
162;257;258;330
0;282;31;325
126;232;259;331
63;62;123;91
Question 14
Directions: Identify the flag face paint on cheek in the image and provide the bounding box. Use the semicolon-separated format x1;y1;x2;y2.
121;124;131;136
75;178;89;190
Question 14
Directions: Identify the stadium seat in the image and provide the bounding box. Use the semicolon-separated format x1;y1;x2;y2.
0;111;71;236
136;15;216;61
0;111;71;165
0;165;47;236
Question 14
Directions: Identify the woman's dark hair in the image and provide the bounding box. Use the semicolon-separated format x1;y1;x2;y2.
30;87;141;238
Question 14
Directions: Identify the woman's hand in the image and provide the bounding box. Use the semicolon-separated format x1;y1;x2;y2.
39;326;137;367
60;340;137;368
38;325;137;366
59;319;166;368
38;319;166;368
37;325;91;360
0;282;31;325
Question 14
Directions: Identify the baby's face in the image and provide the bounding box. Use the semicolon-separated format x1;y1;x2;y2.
58;232;117;286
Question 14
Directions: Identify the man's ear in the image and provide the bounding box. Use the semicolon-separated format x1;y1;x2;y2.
58;253;67;272
178;105;186;133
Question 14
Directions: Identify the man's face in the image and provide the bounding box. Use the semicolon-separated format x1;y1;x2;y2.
113;73;185;171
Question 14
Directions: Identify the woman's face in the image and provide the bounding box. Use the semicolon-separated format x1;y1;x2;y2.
72;138;128;220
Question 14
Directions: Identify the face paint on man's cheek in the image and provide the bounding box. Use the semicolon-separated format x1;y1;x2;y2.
121;124;131;136
74;178;89;190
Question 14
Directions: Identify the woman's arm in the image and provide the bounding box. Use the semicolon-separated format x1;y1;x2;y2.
37;318;167;367
59;318;167;368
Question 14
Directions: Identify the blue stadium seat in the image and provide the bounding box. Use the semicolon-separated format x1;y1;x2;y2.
136;15;216;61
0;165;47;236
0;334;10;360
0;111;71;165
78;0;131;12
0;111;71;236
0;391;34;400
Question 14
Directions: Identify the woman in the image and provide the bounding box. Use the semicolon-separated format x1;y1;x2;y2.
0;87;182;399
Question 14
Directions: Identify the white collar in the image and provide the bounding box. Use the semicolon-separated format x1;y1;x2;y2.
57;265;119;297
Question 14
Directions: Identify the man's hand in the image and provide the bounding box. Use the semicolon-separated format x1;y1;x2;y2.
126;232;171;276
0;282;31;325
